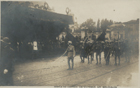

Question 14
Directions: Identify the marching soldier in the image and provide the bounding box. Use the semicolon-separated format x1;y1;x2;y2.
90;42;96;61
85;42;95;64
104;42;108;59
104;43;111;65
63;41;76;70
95;41;102;64
80;45;87;63
114;42;121;65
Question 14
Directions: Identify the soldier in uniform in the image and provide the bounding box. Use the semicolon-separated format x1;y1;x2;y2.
104;42;108;60
64;41;76;70
95;41;102;64
90;42;95;61
85;42;94;64
104;42;111;65
114;42;121;65
80;45;87;63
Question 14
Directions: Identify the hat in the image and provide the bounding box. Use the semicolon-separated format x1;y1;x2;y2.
68;41;72;44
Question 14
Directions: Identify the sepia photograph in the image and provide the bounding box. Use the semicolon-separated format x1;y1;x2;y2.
0;0;139;87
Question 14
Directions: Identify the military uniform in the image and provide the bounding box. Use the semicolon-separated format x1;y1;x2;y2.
85;43;94;64
114;43;121;65
90;43;95;61
65;42;75;70
104;43;108;59
104;43;111;65
80;46;87;62
95;42;102;64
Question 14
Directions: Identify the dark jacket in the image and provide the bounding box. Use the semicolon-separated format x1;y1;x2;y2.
114;45;121;56
95;44;102;54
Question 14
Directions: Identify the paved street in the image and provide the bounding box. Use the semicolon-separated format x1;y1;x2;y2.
13;53;139;87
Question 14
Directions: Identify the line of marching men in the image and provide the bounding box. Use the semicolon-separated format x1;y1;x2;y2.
64;40;132;70
91;40;131;66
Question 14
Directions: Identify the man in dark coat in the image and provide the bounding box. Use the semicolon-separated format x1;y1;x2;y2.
80;45;87;63
95;42;102;64
114;42;121;65
104;43;111;65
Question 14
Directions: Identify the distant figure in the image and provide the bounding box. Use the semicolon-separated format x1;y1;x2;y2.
80;45;87;63
104;43;111;65
64;41;76;70
114;42;121;65
95;42;102;64
32;41;38;59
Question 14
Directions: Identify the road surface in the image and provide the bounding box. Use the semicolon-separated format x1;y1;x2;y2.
12;53;139;87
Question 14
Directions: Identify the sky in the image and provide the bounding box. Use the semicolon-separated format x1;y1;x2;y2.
32;0;140;24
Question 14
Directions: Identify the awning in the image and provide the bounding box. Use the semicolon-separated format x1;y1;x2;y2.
18;5;74;24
